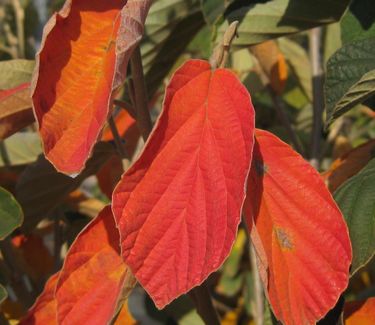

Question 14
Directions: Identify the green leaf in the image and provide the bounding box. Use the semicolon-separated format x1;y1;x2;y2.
0;133;42;167
142;0;205;97
200;0;235;24
341;0;375;44
0;60;34;89
0;187;23;239
0;285;7;304
217;0;350;48
334;158;375;275
325;37;375;125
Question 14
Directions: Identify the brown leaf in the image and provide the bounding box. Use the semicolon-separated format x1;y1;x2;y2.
15;142;115;231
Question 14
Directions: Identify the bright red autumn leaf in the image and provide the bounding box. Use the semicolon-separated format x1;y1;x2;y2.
32;0;151;174
344;298;375;325
112;59;255;309
20;273;58;325
55;206;136;324
243;129;352;325
0;83;34;139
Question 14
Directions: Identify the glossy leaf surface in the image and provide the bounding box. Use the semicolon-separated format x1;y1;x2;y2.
32;0;151;174
334;158;375;275
0;83;34;139
244;129;351;325
56;206;136;325
113;59;255;308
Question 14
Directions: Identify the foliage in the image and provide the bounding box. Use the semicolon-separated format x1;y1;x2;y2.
0;0;374;324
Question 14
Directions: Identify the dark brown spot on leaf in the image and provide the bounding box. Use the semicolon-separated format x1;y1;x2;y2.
275;228;293;250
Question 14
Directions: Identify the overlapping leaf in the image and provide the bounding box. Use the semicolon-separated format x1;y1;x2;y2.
20;273;59;325
32;0;151;174
55;206;136;324
112;59;255;308
218;0;350;47
325;37;375;125
341;0;375;44
334;158;375;275
244;129;351;325
0;187;23;239
142;0;205;97
0;133;41;167
0;83;34;139
344;298;375;325
16;142;115;231
323;139;375;192
0;60;34;89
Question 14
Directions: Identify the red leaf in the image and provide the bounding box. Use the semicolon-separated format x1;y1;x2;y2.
344;298;375;325
112;59;255;308
0;83;34;139
20;273;58;325
55;206;135;324
244;129;351;325
32;0;151;174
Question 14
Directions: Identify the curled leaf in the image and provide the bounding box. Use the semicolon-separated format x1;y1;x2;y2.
32;0;151;174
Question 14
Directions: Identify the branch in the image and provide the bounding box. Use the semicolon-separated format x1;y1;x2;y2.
107;114;131;171
129;46;153;140
11;0;25;58
250;244;264;325
309;27;324;169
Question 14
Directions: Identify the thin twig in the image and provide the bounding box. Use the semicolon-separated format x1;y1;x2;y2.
113;99;137;119
250;244;264;325
268;87;305;155
11;0;25;58
129;46;152;141
309;27;324;169
107;114;131;171
189;284;221;325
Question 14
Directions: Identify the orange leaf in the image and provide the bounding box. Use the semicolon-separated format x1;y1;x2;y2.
112;59;255;308
344;298;375;325
20;273;59;325
250;41;288;94
322;139;375;192
55;206;136;324
32;0;151;174
113;303;137;325
244;129;351;325
0;83;34;139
